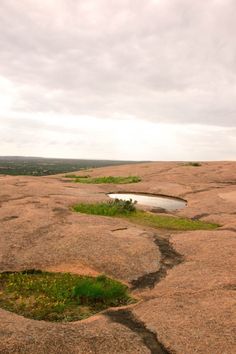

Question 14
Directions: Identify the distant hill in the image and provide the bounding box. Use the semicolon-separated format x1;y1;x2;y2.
0;156;46;161
0;156;145;176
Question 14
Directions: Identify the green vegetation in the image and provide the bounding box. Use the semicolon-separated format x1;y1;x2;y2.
0;270;132;322
73;200;219;231
73;199;137;216
184;162;202;167
0;157;140;176
67;175;141;184
127;210;218;230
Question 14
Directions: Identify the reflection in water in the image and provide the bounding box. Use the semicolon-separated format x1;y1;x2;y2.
108;193;186;211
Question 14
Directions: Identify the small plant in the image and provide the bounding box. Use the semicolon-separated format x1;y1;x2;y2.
0;271;132;322
66;175;141;184
73;199;137;216
112;198;137;212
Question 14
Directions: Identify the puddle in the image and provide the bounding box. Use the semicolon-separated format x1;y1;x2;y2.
108;193;186;211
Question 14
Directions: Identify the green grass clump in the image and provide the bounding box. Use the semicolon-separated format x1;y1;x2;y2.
73;199;136;216
73;201;218;231
72;275;127;301
67;175;141;184
0;270;132;322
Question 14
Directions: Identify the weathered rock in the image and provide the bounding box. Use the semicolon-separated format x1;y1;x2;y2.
0;161;235;354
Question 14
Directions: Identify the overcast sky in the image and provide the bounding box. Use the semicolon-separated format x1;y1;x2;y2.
0;0;235;160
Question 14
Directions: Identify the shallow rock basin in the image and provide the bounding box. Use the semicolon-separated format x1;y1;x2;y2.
108;193;186;211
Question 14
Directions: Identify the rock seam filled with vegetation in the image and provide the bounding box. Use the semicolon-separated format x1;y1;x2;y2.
73;199;219;231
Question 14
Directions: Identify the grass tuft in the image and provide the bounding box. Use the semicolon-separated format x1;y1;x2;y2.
73;201;219;231
0;271;132;322
72;275;127;302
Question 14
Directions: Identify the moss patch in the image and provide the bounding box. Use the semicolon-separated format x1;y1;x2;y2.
73;201;219;231
66;175;141;184
0;270;133;322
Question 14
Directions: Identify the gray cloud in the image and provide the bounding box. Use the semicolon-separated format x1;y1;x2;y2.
0;0;236;126
1;111;235;160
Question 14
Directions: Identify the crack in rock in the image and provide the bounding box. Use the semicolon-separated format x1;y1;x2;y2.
183;186;222;196
111;227;128;232
105;236;183;353
105;309;170;354
131;236;183;290
191;213;209;220
1;215;19;222
220;227;236;232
